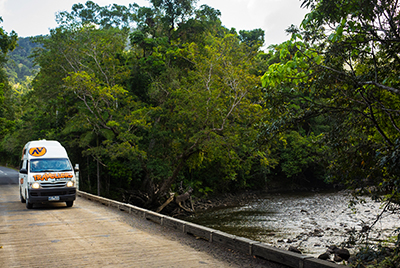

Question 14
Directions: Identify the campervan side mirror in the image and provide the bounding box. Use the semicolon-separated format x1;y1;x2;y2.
74;164;79;172
19;168;28;174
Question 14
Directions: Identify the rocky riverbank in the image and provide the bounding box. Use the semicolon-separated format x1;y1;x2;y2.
180;190;399;265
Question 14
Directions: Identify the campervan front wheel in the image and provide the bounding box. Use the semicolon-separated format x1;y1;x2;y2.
25;190;33;209
20;187;26;203
66;201;74;207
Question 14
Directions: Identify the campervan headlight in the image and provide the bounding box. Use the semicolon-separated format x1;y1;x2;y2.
32;182;40;189
66;181;74;187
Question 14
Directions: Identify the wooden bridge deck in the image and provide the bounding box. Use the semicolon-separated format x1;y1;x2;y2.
0;184;284;268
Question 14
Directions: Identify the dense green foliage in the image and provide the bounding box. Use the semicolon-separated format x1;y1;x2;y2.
0;17;17;143
262;0;400;198
1;1;399;265
261;0;400;266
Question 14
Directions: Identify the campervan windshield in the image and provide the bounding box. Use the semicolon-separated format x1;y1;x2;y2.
30;158;72;173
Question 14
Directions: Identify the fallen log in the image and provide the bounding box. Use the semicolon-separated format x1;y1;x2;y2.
157;189;194;213
156;194;174;213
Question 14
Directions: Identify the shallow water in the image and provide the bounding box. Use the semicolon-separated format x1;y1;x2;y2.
185;191;399;257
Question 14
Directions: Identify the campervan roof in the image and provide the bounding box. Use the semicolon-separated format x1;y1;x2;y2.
25;140;68;159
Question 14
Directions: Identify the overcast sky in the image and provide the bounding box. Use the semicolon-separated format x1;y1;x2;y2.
0;0;309;47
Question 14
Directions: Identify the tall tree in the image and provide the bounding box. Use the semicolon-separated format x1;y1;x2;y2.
261;0;400;192
136;32;268;206
30;5;146;194
56;1;135;29
0;17;17;150
150;0;198;41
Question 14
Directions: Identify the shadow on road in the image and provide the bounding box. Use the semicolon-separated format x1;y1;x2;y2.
31;203;74;210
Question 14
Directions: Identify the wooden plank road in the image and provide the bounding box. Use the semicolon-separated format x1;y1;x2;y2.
0;184;286;268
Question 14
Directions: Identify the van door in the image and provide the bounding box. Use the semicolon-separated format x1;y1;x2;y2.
19;160;28;202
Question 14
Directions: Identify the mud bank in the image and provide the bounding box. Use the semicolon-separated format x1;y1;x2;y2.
183;190;400;259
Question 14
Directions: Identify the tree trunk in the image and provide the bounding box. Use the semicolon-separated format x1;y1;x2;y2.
155;158;185;203
97;158;100;196
87;156;91;191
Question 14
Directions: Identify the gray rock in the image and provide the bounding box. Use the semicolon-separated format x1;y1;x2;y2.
318;252;331;260
288;246;302;254
333;254;343;262
334;248;350;261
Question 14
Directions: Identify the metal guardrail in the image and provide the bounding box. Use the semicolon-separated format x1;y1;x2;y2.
77;191;346;268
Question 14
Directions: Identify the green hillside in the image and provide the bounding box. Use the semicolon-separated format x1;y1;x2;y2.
5;36;41;94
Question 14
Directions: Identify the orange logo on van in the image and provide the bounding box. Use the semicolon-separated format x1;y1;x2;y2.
33;173;73;181
29;147;47;157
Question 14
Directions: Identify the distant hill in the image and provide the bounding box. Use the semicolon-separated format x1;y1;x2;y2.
5;36;41;94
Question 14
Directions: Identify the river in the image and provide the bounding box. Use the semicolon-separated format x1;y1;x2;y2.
184;190;399;258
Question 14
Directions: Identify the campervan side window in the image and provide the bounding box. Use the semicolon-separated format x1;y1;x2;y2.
20;160;28;170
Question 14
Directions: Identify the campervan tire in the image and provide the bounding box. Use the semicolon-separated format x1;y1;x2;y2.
66;201;74;207
26;190;33;209
20;188;26;203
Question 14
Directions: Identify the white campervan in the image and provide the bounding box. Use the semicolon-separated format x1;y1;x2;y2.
19;140;77;209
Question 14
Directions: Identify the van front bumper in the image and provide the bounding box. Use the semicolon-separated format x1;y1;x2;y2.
28;187;76;203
